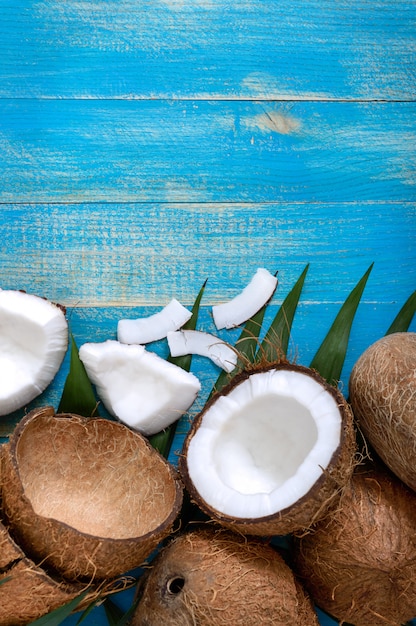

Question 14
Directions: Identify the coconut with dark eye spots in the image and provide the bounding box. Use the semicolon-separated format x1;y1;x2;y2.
130;526;319;626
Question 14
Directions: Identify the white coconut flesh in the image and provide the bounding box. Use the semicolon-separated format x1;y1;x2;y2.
79;340;201;436
167;330;238;373
0;290;68;415
212;267;277;330
186;368;342;519
118;298;192;345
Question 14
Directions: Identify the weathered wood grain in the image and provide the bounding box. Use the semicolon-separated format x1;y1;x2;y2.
1;100;415;203
1;202;414;306
1;0;415;100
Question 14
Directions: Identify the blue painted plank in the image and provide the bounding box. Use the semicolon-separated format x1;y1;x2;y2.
0;202;414;306
1;100;415;203
1;0;415;100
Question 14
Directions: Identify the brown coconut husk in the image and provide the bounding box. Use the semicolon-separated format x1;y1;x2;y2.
293;461;416;626
0;407;183;581
130;526;319;625
0;517;99;625
349;332;416;492
180;362;357;536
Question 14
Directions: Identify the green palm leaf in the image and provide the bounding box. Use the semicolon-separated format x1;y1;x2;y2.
28;592;89;625
104;596;139;626
310;263;373;385
385;290;416;335
58;334;99;417
149;280;207;457
256;264;309;363
211;301;269;396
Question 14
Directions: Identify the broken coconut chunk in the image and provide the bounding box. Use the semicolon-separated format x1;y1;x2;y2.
167;330;238;373
212;268;278;330
118;299;192;345
79;340;201;436
0;289;68;415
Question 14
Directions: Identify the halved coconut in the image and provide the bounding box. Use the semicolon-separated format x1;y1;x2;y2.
180;363;356;535
118;299;192;345
0;407;183;581
79;340;201;436
0;289;68;415
0;517;97;625
293;463;416;626
130;526;319;626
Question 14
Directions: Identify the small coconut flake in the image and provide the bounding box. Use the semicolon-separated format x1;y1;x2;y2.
117;299;192;345
212;268;277;330
79;340;201;436
0;289;68;415
167;330;238;373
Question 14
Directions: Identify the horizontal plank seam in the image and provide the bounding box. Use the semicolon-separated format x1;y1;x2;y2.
0;96;415;104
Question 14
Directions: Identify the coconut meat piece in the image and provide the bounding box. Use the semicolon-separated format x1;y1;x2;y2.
79;340;201;436
212;268;277;330
0;289;68;415
186;368;342;519
117;299;192;344
167;330;238;373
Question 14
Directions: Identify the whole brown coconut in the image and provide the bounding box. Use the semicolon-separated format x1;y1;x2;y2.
349;332;416;491
0;517;97;625
0;407;183;581
130;526;319;626
293;463;416;626
180;362;356;536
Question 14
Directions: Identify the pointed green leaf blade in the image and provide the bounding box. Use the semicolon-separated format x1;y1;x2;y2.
104;597;124;625
28;591;89;625
310;263;373;385
149;280;207;457
256;264;309;363
58;335;99;417
211;302;268;396
385;290;416;335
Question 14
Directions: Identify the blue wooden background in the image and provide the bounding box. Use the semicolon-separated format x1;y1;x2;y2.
1;1;415;623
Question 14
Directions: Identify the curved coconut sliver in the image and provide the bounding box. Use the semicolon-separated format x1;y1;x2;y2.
79;340;201;436
118;298;192;345
167;330;238;373
0;289;68;415
212;268;277;330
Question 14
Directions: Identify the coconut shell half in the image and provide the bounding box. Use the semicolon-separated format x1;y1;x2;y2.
0;407;183;581
293;463;416;626
180;363;356;536
130;526;319;626
0;518;89;625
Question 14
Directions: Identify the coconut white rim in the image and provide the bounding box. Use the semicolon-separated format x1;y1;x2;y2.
167;330;238;373
185;367;343;519
117;299;192;345
0;290;68;415
212;268;277;330
79;340;201;436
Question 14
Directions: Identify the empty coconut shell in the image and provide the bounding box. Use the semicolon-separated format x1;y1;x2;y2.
0;517;90;625
293;463;416;626
130;526;319;625
0;407;183;581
